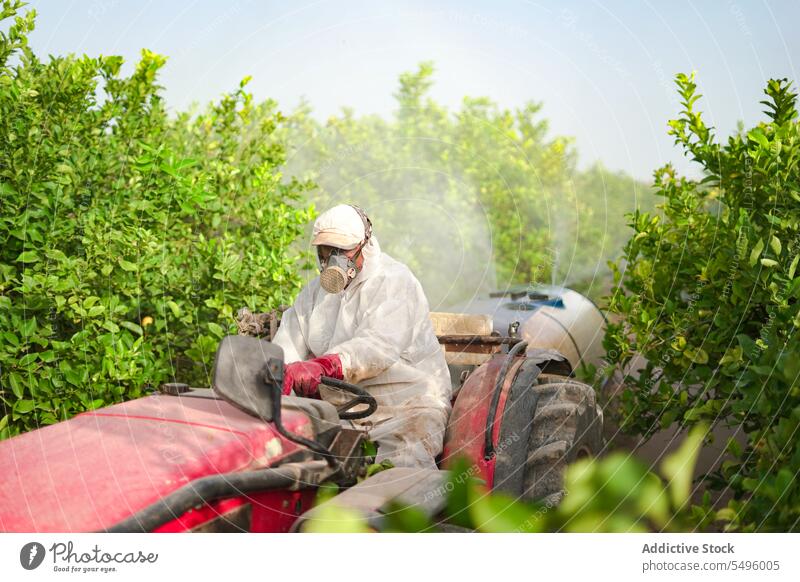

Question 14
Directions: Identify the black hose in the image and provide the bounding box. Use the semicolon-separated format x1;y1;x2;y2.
320;375;378;420
103;466;299;532
271;414;340;468
483;340;528;459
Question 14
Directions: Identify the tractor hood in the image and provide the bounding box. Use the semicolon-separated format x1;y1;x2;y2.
0;393;313;532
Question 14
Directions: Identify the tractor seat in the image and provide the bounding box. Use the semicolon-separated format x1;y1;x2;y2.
430;311;494;368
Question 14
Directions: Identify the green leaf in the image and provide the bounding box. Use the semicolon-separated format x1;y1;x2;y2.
16;250;39;263
83;296;100;308
207;322;225;338
774;468;793;500
770;235;782;256
64;368;82;386
302;502;370;533
715;507;737;522
671;336;687;351
381;501;435;532
102;320;120;333
87;305;105;317
749;238;764;267
748;127;770;150
362;440;378;458
788;255;800;279
719;346;743;365
18;352;38;366
467;486;539;533
760;258;778;268
636;473;671;528
166;300;181;318
119;259;137;272
20;318;37;337
8;372;25;399
444;457;478;528
120;321;143;336
365;459;394;478
660;424;706;507
13;400;35;414
742;477;760;492
684;407;704;422
686;347;709;364
737;334;758;358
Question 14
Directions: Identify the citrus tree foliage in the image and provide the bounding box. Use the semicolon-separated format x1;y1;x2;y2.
605;73;800;531
0;1;313;438
287;63;650;307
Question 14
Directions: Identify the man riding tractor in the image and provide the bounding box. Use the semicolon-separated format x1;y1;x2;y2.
273;204;451;470
0;205;604;532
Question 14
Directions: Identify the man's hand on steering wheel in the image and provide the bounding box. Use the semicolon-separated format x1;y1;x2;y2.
282;353;343;397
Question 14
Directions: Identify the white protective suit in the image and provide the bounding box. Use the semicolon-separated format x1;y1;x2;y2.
272;216;452;469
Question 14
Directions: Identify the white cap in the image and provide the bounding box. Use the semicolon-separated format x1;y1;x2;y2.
311;204;368;249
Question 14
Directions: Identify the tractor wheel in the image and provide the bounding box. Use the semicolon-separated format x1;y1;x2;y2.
522;374;604;505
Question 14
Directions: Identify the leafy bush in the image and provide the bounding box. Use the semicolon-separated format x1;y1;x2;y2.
604;73;800;531
0;1;313;438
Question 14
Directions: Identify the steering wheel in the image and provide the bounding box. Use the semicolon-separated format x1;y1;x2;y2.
319;375;377;420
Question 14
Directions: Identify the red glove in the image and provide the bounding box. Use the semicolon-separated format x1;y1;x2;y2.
282;354;343;397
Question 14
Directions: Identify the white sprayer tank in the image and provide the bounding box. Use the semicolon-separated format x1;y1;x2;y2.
450;285;606;371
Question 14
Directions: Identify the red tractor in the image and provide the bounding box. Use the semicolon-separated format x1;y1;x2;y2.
0;286;605;532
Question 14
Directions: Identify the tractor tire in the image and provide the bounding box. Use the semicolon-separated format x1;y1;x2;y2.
522;373;604;505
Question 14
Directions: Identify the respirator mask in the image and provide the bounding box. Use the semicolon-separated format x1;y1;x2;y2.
318;205;372;294
319;247;361;294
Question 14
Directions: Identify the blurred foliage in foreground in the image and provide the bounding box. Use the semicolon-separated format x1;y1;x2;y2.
604;73;800;532
286;63;654;307
305;425;709;533
0;1;313;438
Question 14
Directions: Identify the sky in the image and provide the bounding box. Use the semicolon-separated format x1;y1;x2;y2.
21;0;800;181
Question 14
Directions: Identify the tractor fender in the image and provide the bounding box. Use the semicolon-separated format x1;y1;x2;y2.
442;347;586;497
442;352;533;489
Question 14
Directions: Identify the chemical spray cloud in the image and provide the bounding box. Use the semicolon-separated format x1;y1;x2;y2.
280;65;651;306
286;125;498;310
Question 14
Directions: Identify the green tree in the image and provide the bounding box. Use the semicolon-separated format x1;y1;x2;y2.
0;1;313;438
605;73;800;531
